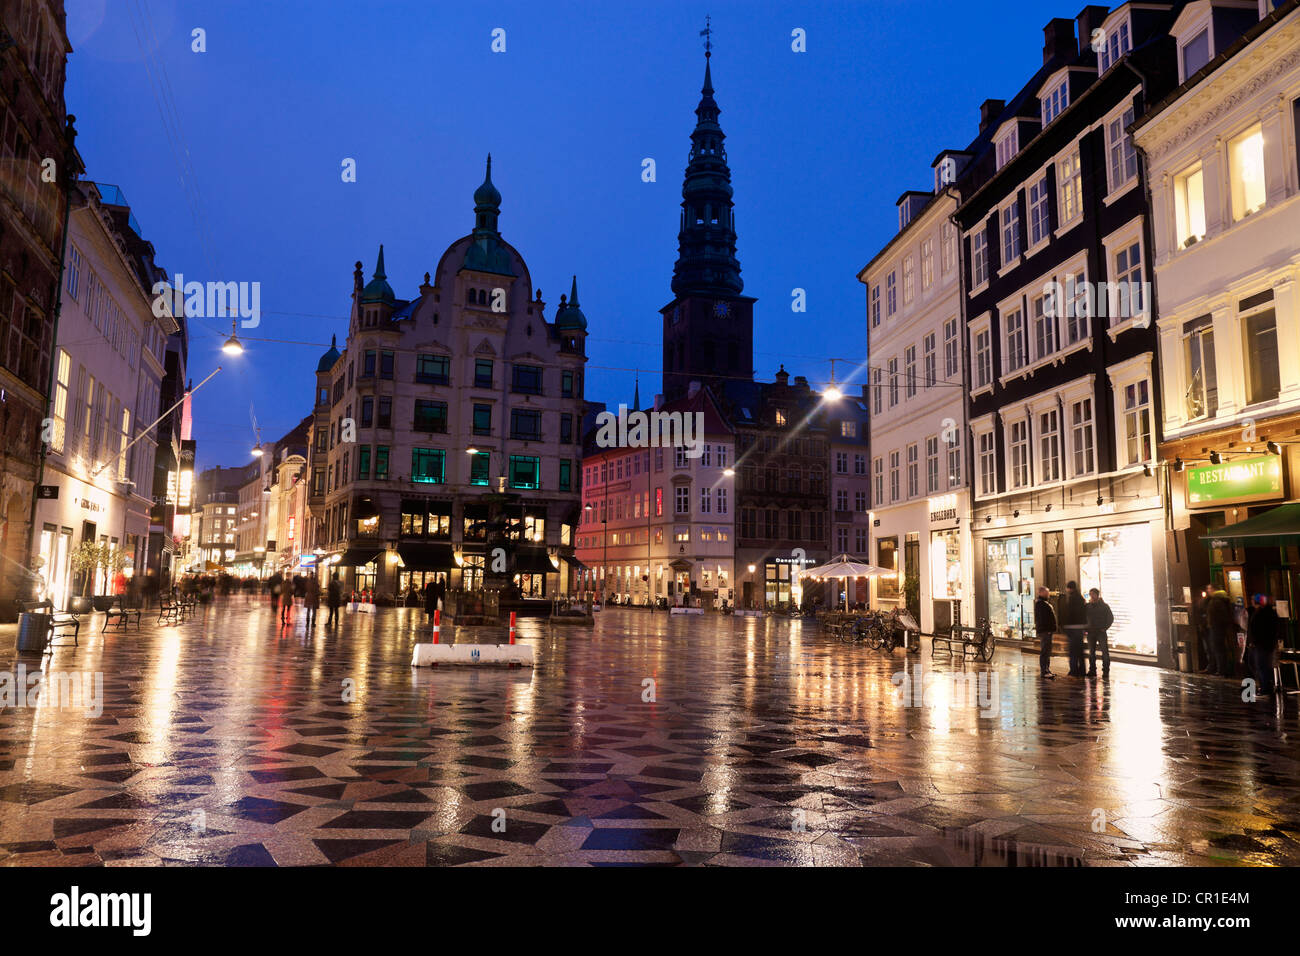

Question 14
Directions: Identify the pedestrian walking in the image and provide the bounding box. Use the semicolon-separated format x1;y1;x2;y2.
280;577;294;624
303;577;320;628
1194;586;1213;672
1033;586;1058;680
326;572;342;626
1246;593;1281;696
423;579;437;622
268;572;284;613
1204;588;1234;676
1059;581;1088;676
1085;588;1114;679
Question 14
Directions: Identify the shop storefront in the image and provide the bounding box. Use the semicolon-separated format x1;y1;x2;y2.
34;471;146;610
1077;523;1157;654
984;534;1036;641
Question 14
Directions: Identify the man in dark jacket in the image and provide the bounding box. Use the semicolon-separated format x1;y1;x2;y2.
1085;588;1114;679
1246;594;1281;695
326;573;343;626
1059;581;1088;677
1033;586;1058;680
1204;588;1234;676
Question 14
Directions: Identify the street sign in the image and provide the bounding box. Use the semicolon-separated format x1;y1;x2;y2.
36;485;58;499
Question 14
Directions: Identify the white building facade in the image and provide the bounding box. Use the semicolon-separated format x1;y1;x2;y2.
859;179;973;633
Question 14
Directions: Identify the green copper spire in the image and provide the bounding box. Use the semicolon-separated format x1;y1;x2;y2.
555;274;587;331
360;243;396;305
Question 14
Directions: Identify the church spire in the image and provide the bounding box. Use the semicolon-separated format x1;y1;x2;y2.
671;32;743;297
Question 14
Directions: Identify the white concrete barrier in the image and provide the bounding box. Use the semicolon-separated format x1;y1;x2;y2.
670;606;705;615
411;642;535;667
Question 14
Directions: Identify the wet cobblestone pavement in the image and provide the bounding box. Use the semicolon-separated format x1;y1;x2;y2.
1;600;1298;867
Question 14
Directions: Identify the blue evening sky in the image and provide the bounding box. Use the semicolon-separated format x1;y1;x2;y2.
66;0;1067;469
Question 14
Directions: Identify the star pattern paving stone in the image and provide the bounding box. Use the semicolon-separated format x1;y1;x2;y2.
1;598;1300;867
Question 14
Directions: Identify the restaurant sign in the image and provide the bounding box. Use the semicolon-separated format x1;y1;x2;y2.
1186;455;1282;506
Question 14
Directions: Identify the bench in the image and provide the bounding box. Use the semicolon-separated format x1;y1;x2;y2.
157;594;181;625
103;595;142;632
932;620;996;662
20;600;79;647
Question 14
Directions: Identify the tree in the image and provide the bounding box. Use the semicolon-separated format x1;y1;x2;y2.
69;541;103;596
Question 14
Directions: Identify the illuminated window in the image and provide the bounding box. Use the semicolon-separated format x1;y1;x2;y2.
1174;164;1206;248
1229;124;1266;221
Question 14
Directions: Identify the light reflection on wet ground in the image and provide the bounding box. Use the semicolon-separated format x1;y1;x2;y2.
1;600;1297;866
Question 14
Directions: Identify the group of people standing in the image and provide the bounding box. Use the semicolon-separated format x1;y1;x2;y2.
265;571;345;628
1195;586;1283;695
1033;581;1114;680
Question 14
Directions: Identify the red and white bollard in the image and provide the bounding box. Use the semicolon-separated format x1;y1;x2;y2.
432;608;440;644
509;611;517;645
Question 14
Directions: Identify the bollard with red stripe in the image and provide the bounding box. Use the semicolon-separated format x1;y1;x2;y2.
509;611;517;644
432;608;440;644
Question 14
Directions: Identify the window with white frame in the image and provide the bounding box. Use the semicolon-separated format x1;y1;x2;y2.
1110;240;1145;324
1070;396;1095;476
903;255;915;305
1184;322;1218;420
675;486;690;514
926;436;940;493
1098;18;1131;72
996;127;1018;170
700;487;711;513
1243;299;1280;405
1174;163;1207;248
718;487;728;514
904;345;917;399
889;451;900;501
972;228;989;287
1058;150;1082;226
921;238;934;289
946;431;962;486
906;443;919;498
1065;270;1089;344
872;367;883;414
943;318;959;378
923;332;936;387
1001;201;1021;264
1038;408;1061;483
1042;79;1069;124
871;285;881;327
1029;177;1051;246
1004;306;1027;374
1181;28;1211;79
1122;380;1153;465
888;357;899;407
1106;106;1138;192
886;271;897;315
974;328;993;389
1009;418;1031;488
873;457;884;505
977;430;996;497
1032;292;1056;361
1229;124;1266;221
942;223;955;275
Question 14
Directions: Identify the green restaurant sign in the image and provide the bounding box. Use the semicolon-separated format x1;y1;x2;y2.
1186;454;1283;506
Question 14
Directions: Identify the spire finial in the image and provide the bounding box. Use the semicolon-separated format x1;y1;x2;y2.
374;244;386;280
486;153;492;179
569;274;579;307
701;15;711;58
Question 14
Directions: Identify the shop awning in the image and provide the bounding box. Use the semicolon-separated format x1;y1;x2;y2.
337;547;383;566
562;554;587;571
1200;502;1300;548
397;542;456;570
514;547;558;573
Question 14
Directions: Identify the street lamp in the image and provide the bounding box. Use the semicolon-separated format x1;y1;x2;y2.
222;320;244;355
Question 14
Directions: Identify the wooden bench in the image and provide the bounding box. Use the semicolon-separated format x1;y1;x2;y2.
103;595;142;632
931;620;997;662
20;600;79;647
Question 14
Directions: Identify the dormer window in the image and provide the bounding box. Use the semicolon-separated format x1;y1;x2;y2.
1181;28;1211;77
995;128;1018;171
1041;79;1069;125
1098;18;1131;73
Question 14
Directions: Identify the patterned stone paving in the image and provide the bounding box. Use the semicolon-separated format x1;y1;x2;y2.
1;599;1299;867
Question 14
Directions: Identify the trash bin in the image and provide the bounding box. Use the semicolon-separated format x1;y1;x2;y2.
16;612;50;654
1170;605;1192;671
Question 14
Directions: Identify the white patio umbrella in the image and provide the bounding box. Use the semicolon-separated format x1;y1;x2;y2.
798;554;889;611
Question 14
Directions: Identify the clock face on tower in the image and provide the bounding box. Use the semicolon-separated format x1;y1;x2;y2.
713;301;730;318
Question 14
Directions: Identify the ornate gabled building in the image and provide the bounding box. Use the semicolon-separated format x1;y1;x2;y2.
307;159;589;599
661;51;755;403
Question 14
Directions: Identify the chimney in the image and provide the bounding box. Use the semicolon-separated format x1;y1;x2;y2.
775;365;789;386
1076;5;1110;60
979;98;1006;133
1043;17;1077;64
794;375;809;390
